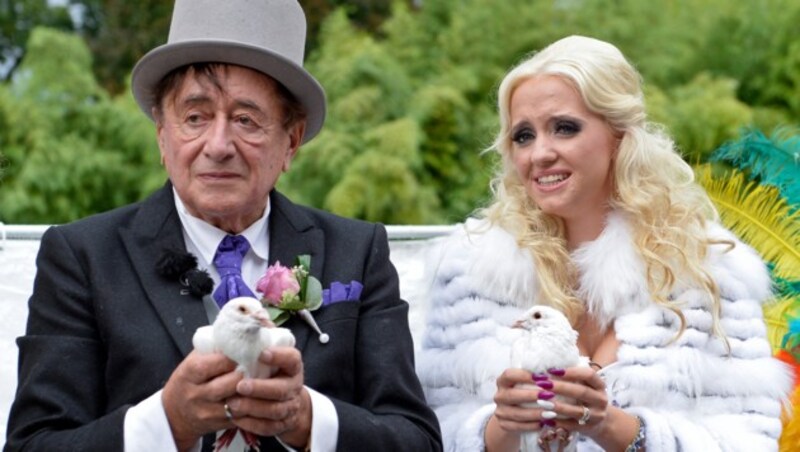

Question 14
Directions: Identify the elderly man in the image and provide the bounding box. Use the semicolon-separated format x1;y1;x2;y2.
4;1;441;451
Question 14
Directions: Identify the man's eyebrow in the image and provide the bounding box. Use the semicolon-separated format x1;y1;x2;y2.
175;95;267;117
177;94;212;108
232;99;265;114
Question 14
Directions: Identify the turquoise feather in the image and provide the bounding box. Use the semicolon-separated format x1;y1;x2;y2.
768;263;800;298
712;128;800;208
781;318;800;363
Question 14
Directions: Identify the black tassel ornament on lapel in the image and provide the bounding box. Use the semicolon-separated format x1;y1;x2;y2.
156;248;213;299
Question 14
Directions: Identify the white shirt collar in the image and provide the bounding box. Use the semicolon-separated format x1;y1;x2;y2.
172;188;270;265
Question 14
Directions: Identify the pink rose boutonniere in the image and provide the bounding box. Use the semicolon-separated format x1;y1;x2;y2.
256;255;329;343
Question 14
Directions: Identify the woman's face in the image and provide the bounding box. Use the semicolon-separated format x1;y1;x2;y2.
509;75;619;229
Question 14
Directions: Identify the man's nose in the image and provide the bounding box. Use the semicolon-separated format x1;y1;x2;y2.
203;116;235;160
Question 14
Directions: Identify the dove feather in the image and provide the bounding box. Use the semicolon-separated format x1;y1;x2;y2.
192;297;296;378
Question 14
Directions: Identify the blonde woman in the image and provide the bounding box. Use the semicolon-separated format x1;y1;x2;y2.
417;35;791;451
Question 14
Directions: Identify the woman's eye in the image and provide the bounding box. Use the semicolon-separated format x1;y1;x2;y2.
512;129;535;145
555;120;580;135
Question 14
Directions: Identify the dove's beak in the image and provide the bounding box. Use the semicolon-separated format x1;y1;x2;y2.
511;319;524;329
254;310;275;328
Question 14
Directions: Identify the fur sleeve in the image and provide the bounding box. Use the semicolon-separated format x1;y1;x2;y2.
416;220;535;451
608;226;793;451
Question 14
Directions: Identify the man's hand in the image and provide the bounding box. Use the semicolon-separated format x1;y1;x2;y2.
225;346;311;449
162;350;241;451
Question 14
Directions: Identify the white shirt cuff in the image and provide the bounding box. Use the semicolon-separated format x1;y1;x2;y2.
276;386;338;452
123;389;202;452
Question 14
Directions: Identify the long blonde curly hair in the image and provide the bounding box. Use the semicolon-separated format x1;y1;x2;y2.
481;35;726;340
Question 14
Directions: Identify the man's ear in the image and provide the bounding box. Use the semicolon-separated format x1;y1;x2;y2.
282;121;306;172
153;108;167;164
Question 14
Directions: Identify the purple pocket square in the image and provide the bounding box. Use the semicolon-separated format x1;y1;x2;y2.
321;281;363;307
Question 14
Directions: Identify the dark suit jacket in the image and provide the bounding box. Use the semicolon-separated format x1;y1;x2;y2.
5;184;441;451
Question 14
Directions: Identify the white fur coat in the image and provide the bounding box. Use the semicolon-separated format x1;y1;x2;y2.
416;213;792;452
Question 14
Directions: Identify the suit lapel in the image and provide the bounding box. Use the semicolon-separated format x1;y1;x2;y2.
119;183;210;357
268;191;324;351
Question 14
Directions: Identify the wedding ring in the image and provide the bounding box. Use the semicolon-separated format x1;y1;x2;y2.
223;403;234;421
578;405;591;425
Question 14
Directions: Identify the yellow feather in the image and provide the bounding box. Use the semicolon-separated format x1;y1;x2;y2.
763;295;800;354
696;165;800;281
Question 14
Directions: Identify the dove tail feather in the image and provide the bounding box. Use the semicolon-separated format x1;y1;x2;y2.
214;429;237;450
214;428;261;452
243;430;261;452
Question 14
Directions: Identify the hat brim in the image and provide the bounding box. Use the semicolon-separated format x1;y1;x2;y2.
131;40;326;144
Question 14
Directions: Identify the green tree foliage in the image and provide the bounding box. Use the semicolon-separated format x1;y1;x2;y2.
0;0;73;80
300;0;394;49
0;27;159;224
64;0;396;94
282;0;799;224
1;0;799;225
691;0;800;116
646;74;754;162
69;0;173;95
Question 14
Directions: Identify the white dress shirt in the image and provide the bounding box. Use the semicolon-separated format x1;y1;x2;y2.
123;190;338;452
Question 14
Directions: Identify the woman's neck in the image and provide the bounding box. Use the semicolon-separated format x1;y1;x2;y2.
564;209;609;251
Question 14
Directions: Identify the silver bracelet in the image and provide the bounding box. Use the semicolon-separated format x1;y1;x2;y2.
624;415;646;452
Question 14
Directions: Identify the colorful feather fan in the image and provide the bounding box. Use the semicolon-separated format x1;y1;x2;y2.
698;128;800;451
695;167;800;281
711;128;800;208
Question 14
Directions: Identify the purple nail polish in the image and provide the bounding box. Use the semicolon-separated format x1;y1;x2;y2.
540;419;556;428
547;368;566;376
538;390;555;400
532;373;548;381
535;380;554;390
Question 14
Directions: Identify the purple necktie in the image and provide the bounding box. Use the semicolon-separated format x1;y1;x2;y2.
212;235;255;307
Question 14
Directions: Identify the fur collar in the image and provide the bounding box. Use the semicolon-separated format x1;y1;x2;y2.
447;212;770;326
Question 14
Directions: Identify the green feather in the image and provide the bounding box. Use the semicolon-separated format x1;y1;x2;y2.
696;165;800;282
712;127;800;208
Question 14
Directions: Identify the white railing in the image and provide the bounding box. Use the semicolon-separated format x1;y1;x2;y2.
0;223;455;242
0;224;51;242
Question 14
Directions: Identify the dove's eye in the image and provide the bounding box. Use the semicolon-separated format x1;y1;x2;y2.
533;312;542;319
238;306;247;313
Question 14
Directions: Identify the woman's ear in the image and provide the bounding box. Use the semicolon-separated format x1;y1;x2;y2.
613;131;625;158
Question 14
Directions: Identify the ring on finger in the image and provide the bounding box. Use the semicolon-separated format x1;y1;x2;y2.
223;403;234;421
578;405;591;425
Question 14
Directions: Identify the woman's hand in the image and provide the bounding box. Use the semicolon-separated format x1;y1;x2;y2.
484;367;553;452
542;366;640;451
540;366;608;431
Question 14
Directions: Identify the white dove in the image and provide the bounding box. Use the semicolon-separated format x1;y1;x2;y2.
193;296;296;378
192;297;296;452
510;305;588;452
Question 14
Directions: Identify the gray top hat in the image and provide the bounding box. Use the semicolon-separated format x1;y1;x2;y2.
131;0;326;144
